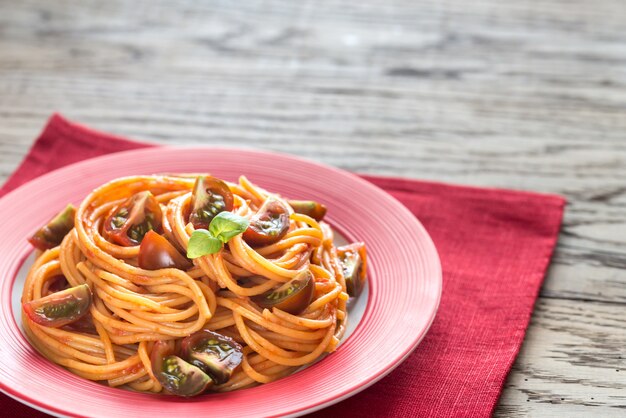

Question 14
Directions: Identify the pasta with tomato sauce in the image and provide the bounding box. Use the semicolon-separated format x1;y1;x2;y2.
21;174;367;396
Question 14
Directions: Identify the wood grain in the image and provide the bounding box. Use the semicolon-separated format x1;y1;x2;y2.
0;0;625;415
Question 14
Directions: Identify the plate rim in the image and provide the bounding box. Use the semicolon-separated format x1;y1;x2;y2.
0;146;442;417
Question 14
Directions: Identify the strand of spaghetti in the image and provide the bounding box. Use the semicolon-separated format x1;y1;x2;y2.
255;241;308;260
167;194;192;249
59;231;87;287
106;302;206;336
128;378;159;392
214;377;257;392
82;267;194;317
327;336;341;352
241;352;292;384
319;225;349;341
268;249;311;270
93;320;116;363
307;284;343;313
186;266;205;278
129;305;200;323
267;307;335;329
217;297;326;341
259;310;310;331
90;297;160;334
108;368;148;387
138;341;162;392
309;264;333;280
255;236;321;257
155;190;188;203
206;316;237;330
56;353;142;374
31;260;61;300
93;318;119;387
246;327;322;345
33;330;107;356
234;312;336;366
233;315;299;360
260;338;319;353
238;175;267;204
22;247;59;301
211;252;278;296
26;320;111;365
228;183;256;202
95;288;159;313
222;258;254;277
84;267;175;312
229;235;301;282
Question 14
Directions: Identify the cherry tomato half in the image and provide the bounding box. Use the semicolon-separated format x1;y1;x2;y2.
45;275;69;295
287;200;327;221
23;283;92;328
151;340;212;397
138;231;192;270
181;330;243;385
103;191;163;246
64;313;97;333
252;269;315;315
28;204;76;251
189;176;234;230
243;197;290;246
337;242;367;297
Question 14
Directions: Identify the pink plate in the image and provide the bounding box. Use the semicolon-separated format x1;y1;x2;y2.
0;147;441;417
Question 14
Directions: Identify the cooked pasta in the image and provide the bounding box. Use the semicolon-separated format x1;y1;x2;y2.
21;174;366;396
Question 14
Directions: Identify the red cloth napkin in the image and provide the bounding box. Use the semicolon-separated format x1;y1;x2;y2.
0;114;565;417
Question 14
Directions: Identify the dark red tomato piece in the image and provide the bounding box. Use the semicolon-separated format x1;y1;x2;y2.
243;198;290;246
337;242;367;297
28;204;76;251
23;284;92;328
181;330;243;385
64;313;97;333
252;269;315;315
103;191;163;246
138;231;192;270
151;340;212;397
189;176;234;230
287;200;327;221
45;275;69;295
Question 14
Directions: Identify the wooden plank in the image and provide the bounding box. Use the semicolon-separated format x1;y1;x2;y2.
0;0;625;415
495;297;626;416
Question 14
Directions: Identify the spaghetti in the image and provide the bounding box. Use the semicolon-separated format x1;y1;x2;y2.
21;174;367;396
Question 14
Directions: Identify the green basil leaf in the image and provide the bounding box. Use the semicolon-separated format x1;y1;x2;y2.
187;230;223;258
209;212;250;244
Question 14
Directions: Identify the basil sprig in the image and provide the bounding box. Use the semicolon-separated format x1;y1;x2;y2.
187;212;249;259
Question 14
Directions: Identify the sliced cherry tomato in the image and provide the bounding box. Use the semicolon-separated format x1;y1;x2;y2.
337;242;367;297
138;230;192;270
28;204;76;251
287;200;327;221
64;313;97;333
243;197;290;246
252;269;315;315
103;191;163;246
189;176;234;230
151;340;212;397
45;275;69;295
23;284;92;328
181;330;243;385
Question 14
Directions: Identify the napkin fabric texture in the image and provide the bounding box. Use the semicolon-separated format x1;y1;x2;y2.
0;114;565;417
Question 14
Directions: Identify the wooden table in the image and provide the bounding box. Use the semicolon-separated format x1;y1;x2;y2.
1;1;624;415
